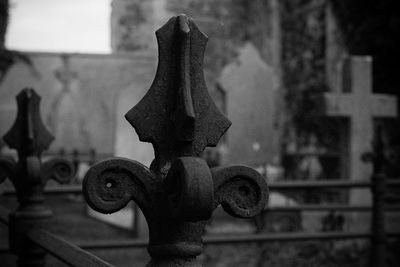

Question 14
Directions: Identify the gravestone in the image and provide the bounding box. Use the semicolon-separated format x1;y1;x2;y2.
0;51;157;232
114;85;154;165
219;42;281;166
113;81;155;237
47;55;90;149
324;56;397;230
0;51;156;155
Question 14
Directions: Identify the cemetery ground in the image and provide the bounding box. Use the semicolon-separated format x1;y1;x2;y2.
1;194;399;266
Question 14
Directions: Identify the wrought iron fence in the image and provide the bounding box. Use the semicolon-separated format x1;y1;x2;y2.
2;174;399;265
0;14;399;267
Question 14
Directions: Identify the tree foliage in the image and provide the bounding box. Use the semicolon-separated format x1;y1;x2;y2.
281;0;329;140
331;0;400;96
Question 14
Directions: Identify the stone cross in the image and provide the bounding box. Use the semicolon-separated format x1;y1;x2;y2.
324;56;397;206
82;15;268;267
0;88;74;266
55;55;77;93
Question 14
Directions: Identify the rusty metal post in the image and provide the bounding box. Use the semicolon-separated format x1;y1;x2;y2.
370;127;386;267
0;88;74;266
83;15;269;266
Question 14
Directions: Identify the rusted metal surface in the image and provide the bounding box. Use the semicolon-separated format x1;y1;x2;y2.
0;205;10;224
1;231;400;254
370;127;387;267
83;14;268;266
53;232;400;250
0;88;75;266
74;231;399;249
27;228;113;267
4;178;400;196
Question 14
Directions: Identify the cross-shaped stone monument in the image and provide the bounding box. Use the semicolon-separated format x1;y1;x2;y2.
48;55;78;132
82;15;268;266
55;55;77;93
324;56;397;207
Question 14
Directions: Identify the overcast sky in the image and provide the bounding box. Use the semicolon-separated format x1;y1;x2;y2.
6;0;111;53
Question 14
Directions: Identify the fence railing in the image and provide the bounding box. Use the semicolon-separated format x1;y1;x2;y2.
0;88;109;267
2;177;399;243
1;153;399;266
27;227;113;267
1;167;399;261
0;14;399;267
0;205;112;266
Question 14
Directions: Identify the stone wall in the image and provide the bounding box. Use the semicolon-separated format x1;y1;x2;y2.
0;51;156;159
111;0;281;81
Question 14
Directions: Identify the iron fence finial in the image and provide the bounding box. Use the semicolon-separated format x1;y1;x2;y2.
0;88;74;266
83;14;268;267
3;88;54;158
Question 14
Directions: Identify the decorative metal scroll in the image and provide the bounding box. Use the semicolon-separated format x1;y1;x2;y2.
83;15;268;267
0;88;74;265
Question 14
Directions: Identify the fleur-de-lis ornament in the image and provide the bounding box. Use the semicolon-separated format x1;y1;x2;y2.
0;88;74;264
83;15;268;267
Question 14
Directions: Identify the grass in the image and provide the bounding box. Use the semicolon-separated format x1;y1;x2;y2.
0;195;149;266
1;195;399;266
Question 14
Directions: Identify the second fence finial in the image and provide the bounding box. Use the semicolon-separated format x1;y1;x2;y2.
0;88;75;266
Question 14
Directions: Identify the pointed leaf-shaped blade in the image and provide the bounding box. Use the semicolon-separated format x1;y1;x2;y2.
125;15;231;160
3;88;54;156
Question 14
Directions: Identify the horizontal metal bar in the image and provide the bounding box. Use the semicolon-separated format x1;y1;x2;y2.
1;231;399;253
72;231;400;250
386;179;400;186
204;231;400;244
0;205;10;225
0;181;377;195
3;184;82;195
76;239;148;250
27;228;113;267
283;152;340;157
2;179;399;196
269;179;400;189
268;180;371;189
265;204;400;212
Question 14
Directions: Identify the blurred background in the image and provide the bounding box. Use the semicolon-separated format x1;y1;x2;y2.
0;0;399;266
